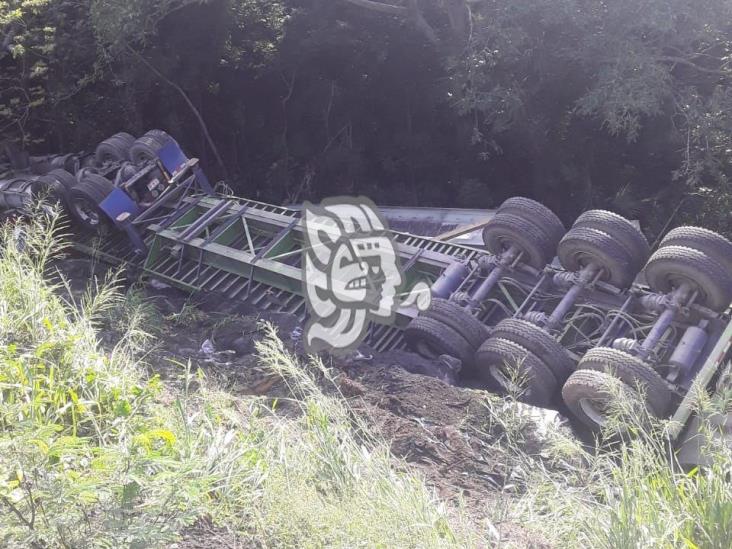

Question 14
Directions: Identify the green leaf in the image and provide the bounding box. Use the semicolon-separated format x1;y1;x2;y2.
115;400;132;417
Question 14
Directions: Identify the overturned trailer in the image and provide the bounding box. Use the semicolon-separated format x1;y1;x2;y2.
1;131;731;464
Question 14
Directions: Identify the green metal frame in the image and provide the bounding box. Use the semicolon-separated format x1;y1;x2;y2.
138;195;479;329
670;315;732;440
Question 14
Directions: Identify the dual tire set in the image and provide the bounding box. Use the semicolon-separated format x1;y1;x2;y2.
24;130;174;230
405;197;732;432
563;227;732;430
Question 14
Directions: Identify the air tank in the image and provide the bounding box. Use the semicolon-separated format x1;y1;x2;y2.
431;261;470;299
669;326;709;374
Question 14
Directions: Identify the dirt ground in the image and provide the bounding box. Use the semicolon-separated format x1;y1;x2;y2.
58;258;569;547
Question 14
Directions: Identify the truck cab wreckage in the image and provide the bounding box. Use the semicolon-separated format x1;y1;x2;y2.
2;130;731;464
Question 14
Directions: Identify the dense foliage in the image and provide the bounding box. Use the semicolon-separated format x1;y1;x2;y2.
2;0;732;236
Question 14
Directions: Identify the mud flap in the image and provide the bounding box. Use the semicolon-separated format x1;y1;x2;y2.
100;187;140;222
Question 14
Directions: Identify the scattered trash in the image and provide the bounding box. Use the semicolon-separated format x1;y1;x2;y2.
150;278;171;290
200;339;216;356
200;337;237;365
352;349;373;362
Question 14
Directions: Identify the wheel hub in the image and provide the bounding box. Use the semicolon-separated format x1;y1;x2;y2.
73;198;100;226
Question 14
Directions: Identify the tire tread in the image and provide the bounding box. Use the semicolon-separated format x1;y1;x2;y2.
475;337;557;406
422;298;489;349
577;347;672;416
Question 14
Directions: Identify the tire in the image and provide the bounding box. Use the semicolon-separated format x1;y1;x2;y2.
404;316;475;368
144;129;176;147
497;197;565;245
422;298;489;349
573;210;650;271
660;226;732;274
130;135;164;165
490;318;574;381
95;132;135;165
30;175;66;205
46;168;77;191
474;337;557;406
562;369;632;430
482;211;556;269
68;174;116;230
576;347;673;416
644;245;732;313
557;226;638;289
31;169;76;209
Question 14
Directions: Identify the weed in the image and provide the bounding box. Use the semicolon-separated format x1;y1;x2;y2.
0;217;485;548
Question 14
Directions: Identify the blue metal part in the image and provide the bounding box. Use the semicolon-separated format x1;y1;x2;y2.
192;165;213;194
100;188;141;222
157;141;214;194
111;142;214;251
158;142;188;175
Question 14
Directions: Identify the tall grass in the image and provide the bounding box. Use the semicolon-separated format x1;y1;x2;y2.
498;370;732;549
3;213;731;548
0;215;485;547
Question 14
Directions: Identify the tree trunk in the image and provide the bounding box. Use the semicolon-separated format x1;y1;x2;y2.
126;45;228;179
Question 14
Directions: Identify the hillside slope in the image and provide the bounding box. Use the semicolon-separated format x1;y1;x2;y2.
2;222;731;548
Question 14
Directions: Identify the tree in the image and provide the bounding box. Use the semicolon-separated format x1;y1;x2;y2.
459;0;732;232
339;0;471;46
3;0;732;236
329;0;732;236
1;1;56;145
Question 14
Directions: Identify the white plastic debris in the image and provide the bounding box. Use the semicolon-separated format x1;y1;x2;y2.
352;350;373;362
149;278;171;290
200;339;216;356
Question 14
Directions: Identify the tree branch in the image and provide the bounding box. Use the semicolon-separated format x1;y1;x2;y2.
1;496;33;531
1;22;18;60
125;44;228;178
656;56;729;76
341;0;407;16
444;0;471;42
341;0;440;45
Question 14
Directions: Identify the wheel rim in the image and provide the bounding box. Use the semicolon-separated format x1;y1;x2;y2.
568;249;605;273
661;272;704;300
493;235;529;261
579;397;609;427
72;197;100;226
